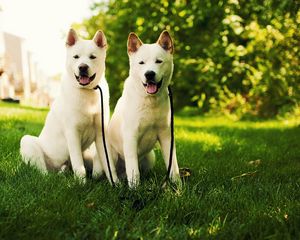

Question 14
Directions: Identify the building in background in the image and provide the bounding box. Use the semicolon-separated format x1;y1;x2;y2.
0;31;55;106
0;6;58;107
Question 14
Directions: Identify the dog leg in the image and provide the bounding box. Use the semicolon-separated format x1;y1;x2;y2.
158;129;181;185
91;150;104;179
20;135;47;172
82;148;93;173
65;130;86;181
83;144;104;179
109;146;126;178
140;150;156;173
123;133;140;188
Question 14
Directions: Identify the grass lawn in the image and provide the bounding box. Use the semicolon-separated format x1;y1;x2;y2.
0;101;299;239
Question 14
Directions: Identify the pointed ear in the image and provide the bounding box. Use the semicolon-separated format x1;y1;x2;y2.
157;30;174;54
66;29;78;47
127;32;143;55
93;30;107;48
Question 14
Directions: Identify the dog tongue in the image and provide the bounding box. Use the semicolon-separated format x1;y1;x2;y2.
146;83;157;94
79;76;90;85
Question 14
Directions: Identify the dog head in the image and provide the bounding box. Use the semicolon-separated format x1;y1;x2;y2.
65;29;107;89
127;30;174;95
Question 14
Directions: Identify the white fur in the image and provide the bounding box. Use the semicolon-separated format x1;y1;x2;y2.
108;31;180;188
20;29;118;184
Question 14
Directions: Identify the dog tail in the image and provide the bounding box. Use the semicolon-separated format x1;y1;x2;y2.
20;135;47;172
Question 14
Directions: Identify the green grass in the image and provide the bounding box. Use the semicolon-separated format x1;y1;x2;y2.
0;101;299;239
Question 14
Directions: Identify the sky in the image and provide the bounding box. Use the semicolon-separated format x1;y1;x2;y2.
1;0;93;76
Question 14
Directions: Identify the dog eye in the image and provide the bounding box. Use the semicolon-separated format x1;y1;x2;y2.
90;55;96;59
139;61;145;65
73;55;79;59
155;59;163;64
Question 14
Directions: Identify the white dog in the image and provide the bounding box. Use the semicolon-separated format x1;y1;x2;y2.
20;29;118;184
108;30;180;188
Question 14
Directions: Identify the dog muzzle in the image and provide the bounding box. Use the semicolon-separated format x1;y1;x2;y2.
75;73;96;86
143;78;163;94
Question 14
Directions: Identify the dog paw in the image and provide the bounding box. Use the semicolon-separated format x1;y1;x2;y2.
74;166;86;183
92;170;103;180
74;175;86;185
128;178;140;189
112;177;121;186
59;164;71;174
171;173;182;189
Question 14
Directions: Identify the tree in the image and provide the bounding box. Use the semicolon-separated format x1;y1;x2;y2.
78;0;299;118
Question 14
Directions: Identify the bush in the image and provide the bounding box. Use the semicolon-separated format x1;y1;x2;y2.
77;0;299;118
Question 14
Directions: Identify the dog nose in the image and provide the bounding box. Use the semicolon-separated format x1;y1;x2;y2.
145;71;156;81
79;64;89;73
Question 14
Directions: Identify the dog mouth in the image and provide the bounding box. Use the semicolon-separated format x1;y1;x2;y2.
142;78;163;94
75;73;96;86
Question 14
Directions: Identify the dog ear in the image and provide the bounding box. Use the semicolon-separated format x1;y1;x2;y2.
93;30;107;48
66;29;78;47
127;33;143;55
157;30;174;54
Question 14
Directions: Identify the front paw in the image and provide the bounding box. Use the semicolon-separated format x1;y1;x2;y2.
111;176;120;187
92;169;103;180
128;174;140;189
171;173;182;189
74;166;86;183
76;176;86;184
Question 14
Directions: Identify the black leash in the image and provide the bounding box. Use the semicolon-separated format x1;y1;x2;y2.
94;85;115;187
166;87;191;187
166;85;174;182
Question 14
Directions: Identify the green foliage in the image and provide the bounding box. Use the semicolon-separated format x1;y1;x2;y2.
1;102;300;239
78;0;299;118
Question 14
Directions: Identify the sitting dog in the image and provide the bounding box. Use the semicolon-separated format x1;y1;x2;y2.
108;30;180;188
20;29;118;184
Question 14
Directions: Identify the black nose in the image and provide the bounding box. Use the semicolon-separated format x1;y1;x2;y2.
145;71;156;81
79;64;89;73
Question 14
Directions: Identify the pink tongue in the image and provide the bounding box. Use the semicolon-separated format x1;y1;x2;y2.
146;83;157;94
79;76;90;85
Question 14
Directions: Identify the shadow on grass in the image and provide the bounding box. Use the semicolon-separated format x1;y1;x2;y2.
0;101;49;112
171;115;300;188
0;119;44;143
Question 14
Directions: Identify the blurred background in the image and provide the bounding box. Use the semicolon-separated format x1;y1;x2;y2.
0;0;299;119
